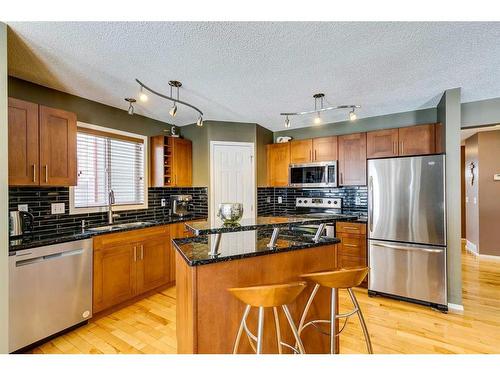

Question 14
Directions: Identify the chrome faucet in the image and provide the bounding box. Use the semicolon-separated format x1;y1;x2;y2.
108;190;119;224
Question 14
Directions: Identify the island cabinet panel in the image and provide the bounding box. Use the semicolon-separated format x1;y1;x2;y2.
398;124;436;156
366;129;399;158
8;98;39;186
336;222;367;287
93;225;172;314
266;142;290;187
176;244;339;354
338;132;367;186
39;105;77;186
290;139;313;163
312;136;337;161
169;221;200;283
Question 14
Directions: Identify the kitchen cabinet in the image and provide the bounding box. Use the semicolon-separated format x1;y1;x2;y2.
290;139;313;163
93;226;172;313
398;124;436;156
366;129;399;158
338;132;367;186
150;136;192;187
8;98;77;186
312;136;338;162
336;222;367;287
8;98;39;186
169;220;200;282
435;122;444;153
267;142;290;187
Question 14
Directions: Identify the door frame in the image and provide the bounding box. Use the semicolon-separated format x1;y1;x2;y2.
209;141;256;222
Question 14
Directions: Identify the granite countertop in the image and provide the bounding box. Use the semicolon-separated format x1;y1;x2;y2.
9;214;207;253
186;214;358;235
173;228;341;266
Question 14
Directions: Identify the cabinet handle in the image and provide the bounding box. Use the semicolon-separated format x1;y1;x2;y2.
393;142;396;155
340;172;343;185
140;244;144;260
401;142;404;155
342;226;359;231
314;149;317;161
32;164;36;183
133;246;137;262
44;165;48;183
344;243;360;248
309;149;312;161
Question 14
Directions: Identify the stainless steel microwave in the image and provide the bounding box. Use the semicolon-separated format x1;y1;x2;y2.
289;161;338;188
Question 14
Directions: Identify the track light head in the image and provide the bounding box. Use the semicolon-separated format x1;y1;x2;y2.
314;112;321;125
284;116;291;128
197;115;204;127
349;109;357;121
138;86;148;102
124;98;136;115
169;103;178;117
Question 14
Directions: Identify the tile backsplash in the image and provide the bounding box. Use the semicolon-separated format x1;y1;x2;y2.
9;187;208;234
257;186;368;217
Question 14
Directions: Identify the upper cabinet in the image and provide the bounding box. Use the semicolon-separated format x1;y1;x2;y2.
366;129;399;158
150;136;192;187
267;142;290;187
338;132;367;186
367;124;439;159
290;136;338;164
8;98;77;187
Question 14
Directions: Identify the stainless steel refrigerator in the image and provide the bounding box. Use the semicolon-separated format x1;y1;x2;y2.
367;154;447;311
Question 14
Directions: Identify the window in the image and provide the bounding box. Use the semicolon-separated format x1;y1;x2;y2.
70;123;147;214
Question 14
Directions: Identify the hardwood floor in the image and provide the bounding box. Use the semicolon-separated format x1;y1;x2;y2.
30;250;500;354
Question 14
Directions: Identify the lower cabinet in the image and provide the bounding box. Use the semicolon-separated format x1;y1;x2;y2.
336;222;367;287
93;226;171;313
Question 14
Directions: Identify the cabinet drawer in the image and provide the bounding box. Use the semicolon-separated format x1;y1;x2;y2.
93;225;170;249
339;236;366;258
338;254;367;268
336;222;366;235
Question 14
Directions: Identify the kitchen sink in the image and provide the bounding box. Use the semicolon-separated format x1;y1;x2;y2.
88;221;153;232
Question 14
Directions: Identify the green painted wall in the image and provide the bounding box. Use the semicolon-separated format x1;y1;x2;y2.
8;76;173;137
0;22;9;354
461;97;500;128
438;88;463;307
274;108;437;141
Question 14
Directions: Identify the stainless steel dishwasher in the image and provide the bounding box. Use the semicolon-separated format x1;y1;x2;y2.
9;238;93;352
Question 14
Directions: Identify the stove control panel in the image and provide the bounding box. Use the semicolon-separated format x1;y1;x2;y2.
295;197;342;209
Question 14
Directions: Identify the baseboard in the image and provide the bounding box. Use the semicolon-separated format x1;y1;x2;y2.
447;303;464;312
478;253;500;260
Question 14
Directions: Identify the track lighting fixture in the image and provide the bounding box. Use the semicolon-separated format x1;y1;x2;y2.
138;86;148;102
197;115;204;127
280;93;360;128
124;98;136;115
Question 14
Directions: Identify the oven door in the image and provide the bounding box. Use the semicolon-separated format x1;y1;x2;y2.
289;162;337;187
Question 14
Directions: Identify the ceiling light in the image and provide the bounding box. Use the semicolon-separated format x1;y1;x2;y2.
124;98;136;115
349;109;357;121
138;86;148;102
284;116;290;128
197;115;204;127
169;103;178;117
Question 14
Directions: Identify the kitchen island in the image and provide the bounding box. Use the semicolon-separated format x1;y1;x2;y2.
173;216;355;354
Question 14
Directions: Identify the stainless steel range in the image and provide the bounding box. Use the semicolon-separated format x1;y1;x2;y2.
293;197;343;238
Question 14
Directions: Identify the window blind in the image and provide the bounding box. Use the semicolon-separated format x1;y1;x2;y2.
74;131;145;208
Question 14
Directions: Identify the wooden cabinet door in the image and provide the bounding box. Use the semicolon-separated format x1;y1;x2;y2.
136;234;171;293
338;132;367;186
398;124;436;156
366;129;399;158
267;143;290;187
8;98;39;186
290;139;313;163
93;243;137;313
39;105;77;186
173;138;192;187
312;136;337;161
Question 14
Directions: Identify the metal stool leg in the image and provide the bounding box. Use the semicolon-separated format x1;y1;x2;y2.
256;306;265;354
282;305;305;354
272;307;283;354
330;287;338;354
233;305;251;354
348;288;373;354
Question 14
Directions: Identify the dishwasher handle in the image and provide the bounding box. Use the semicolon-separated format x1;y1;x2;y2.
16;248;84;267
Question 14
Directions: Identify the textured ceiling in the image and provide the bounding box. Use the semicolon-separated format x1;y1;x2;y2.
7;22;500;131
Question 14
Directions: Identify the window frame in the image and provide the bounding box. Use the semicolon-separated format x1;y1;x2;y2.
69;121;149;215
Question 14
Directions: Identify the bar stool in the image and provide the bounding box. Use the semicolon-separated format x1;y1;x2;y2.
298;267;373;354
228;281;307;354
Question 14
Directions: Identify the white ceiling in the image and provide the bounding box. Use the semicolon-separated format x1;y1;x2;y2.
7;22;500;131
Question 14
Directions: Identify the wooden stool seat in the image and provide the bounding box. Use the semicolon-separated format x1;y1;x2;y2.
228;281;307;308
301;267;369;289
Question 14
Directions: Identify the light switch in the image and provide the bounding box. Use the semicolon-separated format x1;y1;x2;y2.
18;204;28;212
51;202;65;215
494;173;500;181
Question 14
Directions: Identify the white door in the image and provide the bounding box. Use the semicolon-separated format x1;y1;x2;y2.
210;141;255;224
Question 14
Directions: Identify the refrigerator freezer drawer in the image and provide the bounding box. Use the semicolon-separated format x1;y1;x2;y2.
368;240;447;306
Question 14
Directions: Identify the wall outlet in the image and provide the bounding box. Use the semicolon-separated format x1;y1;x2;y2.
277;196;283;204
161;199;166;207
51;202;65;215
18;204;28;212
266;197;271;204
355;197;362;205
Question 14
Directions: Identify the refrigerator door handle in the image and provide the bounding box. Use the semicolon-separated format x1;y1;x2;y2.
371;242;444;253
368;175;374;233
